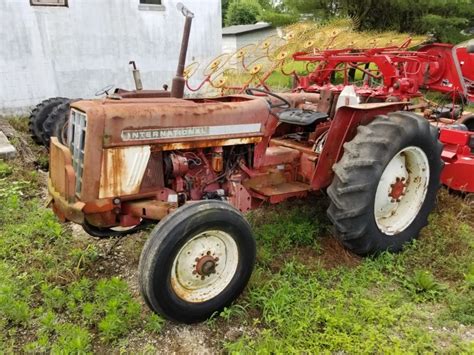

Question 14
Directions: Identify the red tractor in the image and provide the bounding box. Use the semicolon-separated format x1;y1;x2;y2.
47;4;445;323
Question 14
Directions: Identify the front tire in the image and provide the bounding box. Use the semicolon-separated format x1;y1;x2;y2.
327;112;443;255
139;200;256;323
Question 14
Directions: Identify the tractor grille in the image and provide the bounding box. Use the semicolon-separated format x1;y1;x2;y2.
68;109;87;195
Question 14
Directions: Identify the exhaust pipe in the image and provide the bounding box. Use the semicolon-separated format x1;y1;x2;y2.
171;2;194;98
129;61;143;91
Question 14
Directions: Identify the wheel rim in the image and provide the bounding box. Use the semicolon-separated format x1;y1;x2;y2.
171;230;239;303
374;146;430;235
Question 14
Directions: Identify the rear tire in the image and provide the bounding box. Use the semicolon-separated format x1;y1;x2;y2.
327;111;443;255
29;97;68;145
139;200;256;323
42;100;75;146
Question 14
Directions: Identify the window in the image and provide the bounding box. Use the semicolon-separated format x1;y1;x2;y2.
138;0;165;11
30;0;68;6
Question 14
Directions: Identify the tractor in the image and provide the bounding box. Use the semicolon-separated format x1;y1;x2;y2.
47;4;444;323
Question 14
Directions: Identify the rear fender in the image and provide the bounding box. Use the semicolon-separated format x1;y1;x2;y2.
310;102;406;190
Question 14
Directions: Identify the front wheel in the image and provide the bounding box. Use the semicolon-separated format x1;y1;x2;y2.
139;200;256;323
327;112;443;255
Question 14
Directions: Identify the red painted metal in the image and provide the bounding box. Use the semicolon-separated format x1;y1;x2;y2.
293;42;474;103
439;128;474;193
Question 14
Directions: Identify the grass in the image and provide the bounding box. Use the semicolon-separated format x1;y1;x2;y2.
0;116;473;352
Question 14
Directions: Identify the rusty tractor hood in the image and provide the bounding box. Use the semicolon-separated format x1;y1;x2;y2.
71;96;276;148
70;93;321;148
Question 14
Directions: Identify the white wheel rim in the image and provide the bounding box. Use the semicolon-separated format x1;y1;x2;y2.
374;146;430;235
171;230;239;303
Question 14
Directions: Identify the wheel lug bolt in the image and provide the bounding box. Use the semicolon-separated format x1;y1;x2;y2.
201;276;205;280
215;257;219;261
195;257;200;262
206;251;211;255
192;270;197;275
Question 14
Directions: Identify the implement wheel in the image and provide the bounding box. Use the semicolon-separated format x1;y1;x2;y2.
139;200;256;323
327;111;443;255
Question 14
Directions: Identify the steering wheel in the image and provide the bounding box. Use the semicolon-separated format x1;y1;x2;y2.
245;87;291;109
95;84;115;97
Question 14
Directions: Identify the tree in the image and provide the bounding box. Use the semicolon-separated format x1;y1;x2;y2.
224;0;263;27
264;0;474;43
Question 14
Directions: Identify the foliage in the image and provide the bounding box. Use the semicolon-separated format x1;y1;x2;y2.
0;161;164;352
255;0;474;43
224;0;264;27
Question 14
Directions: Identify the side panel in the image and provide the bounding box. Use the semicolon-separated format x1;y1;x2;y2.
99;146;151;198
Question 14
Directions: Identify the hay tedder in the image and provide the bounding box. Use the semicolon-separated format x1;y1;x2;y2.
44;5;473;322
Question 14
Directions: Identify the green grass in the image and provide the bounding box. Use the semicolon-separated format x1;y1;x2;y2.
0;118;473;351
219;192;473;353
0;158;165;352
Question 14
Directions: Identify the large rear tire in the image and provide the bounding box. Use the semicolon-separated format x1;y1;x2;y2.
327;111;443;255
29;97;68;145
42;100;74;146
139;200;256;323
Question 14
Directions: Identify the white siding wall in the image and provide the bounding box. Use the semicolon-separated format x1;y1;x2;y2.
0;0;222;115
222;35;237;54
235;28;276;50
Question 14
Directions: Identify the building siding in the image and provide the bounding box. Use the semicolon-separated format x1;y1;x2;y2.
0;0;221;115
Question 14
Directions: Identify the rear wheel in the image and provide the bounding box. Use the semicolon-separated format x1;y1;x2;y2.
29;97;68;145
42;100;76;146
139;200;256;323
327;111;443;255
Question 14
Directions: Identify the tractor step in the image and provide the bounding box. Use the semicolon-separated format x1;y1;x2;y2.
251;181;311;204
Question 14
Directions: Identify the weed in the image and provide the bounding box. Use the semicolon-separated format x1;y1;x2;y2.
219;304;247;322
403;270;445;302
50;323;92;354
0;161;12;178
145;313;165;334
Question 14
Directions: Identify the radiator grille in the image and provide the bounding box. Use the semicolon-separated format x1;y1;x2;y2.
68;109;87;195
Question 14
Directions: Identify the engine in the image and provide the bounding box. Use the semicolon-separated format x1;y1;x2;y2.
162;145;253;204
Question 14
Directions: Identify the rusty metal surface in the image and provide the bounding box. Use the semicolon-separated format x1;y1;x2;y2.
115;89;171;99
261;146;300;166
123;199;177;220
72;97;271;150
48;178;85;224
256;181;311;196
152;137;262;151
99;146;151;198
49;138;76;201
171;3;194;98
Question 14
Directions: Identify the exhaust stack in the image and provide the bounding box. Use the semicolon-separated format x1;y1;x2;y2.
171;3;194;98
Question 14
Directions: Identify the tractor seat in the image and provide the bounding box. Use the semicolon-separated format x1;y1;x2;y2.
277;109;328;126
